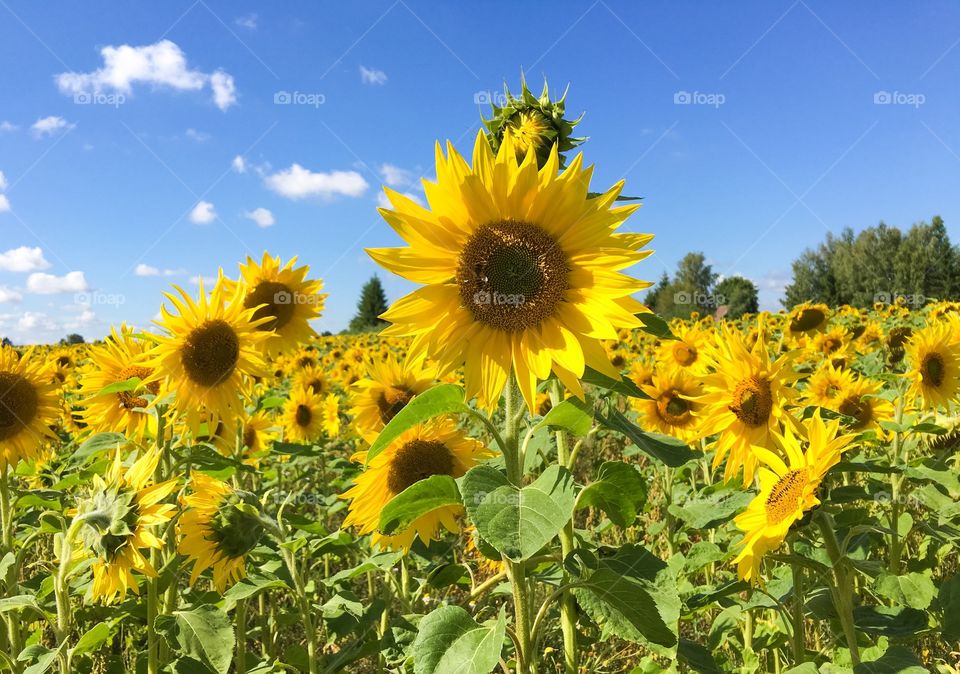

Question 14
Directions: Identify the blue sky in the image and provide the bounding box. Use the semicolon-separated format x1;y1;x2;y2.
1;1;959;343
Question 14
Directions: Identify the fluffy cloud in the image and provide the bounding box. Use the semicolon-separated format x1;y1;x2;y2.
63;307;96;330
31;116;74;138
359;66;387;85
244;207;275;228
189;274;216;286
0;287;22;303
0;121;16;133
18;311;57;332
380;163;415;187
55;40;237;111
0;171;7;191
231;155;247;173
0;196;9;213
190;201;217;225
27;271;89;294
0;247;51;272
265;164;368;200
135;263;182;277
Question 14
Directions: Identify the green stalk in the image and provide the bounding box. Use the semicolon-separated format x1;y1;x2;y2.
788;541;805;664
53;515;91;674
549;381;577;674
888;393;905;574
815;511;860;665
0;473;22;668
147;406;168;674
235;598;248;674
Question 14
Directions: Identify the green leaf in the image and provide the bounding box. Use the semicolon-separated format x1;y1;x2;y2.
937;573;960;641
668;487;754;530
596;408;699;467
412;605;506;674
70;432;127;464
379;475;462;535
462;464;576;562
71;621;112;656
95;376;142;396
576;461;647;527
874;572;936;610
18;644;63;674
677;639;721;673
853;605;928;637
638;313;677;340
580;367;648;398
222;576;289;608
572;544;680;648
155;605;235;674
0;595;46;619
853;645;927;674
367;384;468;463
537;397;593;436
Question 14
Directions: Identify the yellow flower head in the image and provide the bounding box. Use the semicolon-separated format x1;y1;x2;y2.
905;321;960;410
0;346;59;469
350;354;435;444
282;386;338;444
634;368;702;442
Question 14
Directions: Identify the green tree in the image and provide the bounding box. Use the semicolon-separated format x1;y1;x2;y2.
715;276;759;318
61;333;85;345
348;275;390;333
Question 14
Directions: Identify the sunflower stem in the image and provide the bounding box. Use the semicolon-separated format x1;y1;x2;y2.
815;511;860;665
788;537;806;664
550;380;578;674
235;598;248;674
147;405;168;674
0;473;22;670
888;392;905;574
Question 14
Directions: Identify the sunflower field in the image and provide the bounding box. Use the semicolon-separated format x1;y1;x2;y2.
1;83;960;674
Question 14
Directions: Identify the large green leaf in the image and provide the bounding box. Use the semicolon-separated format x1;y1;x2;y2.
537;397;594;436
379;475;462;535
874;572;936;610
366;384;469;463
462;464;576;562
638;312;678;340
412;605;506;674
937;573;960;641
580;367;648;398
576;461;647;527
853;605;928;637
571;544;680;648
596;407;699;467
71;621;113;657
155;604;235;674
853;645;927;674
668;487;754;530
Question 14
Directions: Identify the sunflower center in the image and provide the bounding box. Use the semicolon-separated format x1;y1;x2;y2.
305;377;326;395
790;308;826;333
295;404;312;428
457;220;568;333
181;320;240;387
0;373;39;441
242;424;257;449
822;337;842;354
922;353;946;387
657;391;691;425
673;343;697;366
386;439;455;494
765;470;807;526
245;280;297;331
115;365;156;410
838;395;872;427
377;386;415;425
730;376;773;427
504;110;551;157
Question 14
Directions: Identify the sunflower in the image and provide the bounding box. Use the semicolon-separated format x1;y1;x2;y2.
78;324;162;439
178;472;264;593
292;364;330;396
657;323;709;375
145;278;270;439
350;355;435;443
787;302;830;339
72;449;178;603
282;387;338;443
833;377;894;435
0;346;59;469
634;368;702;442
697;324;802;484
369;132;652;411
224;252;327;357
733;411;855;584
341;418;492;552
905;322;960;410
803;362;856;408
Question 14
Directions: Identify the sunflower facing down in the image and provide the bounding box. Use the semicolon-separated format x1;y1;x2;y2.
341;419;492;552
145;278;270;439
78;324;162;439
282;386;339;444
368;131;653;412
733;412;856;585
905;322;960;411
350;354;435;443
696;324;802;484
224;253;327;357
178;472;264;593
634;369;702;442
0;346;59;469
72;449;178;603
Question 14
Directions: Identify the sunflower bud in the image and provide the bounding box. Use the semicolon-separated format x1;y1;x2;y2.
209;489;264;559
74;483;140;561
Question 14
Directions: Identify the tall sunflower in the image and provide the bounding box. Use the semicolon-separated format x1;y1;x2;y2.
178;472;264;593
78;324;162;439
656;323;709;375
369;132;653;411
803;362;856;409
905;322;960;410
350;354;434;443
72;449;178;603
733;412;855;584
145;278;270;439
224;252;327;357
697;324;802;484
833;377;894;435
0;346;59;469
282;386;339;444
634;368;701;442
341;419;492;552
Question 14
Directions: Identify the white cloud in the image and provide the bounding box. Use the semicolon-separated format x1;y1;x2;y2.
27;271;89;294
0;121;17;133
135;264;182;277
0;247;51;272
185;128;210;142
359;66;387;85
190;201;217;225
31;116;74;138
0;287;22;303
0;196;9;213
63;307;96;330
265;164;368;200
18;311;56;332
0;171;7;191
380;163;415;187
190;274;217;286
231;155;247;173
235;13;258;29
377;191;423;209
55;40;237;111
245;207;275;228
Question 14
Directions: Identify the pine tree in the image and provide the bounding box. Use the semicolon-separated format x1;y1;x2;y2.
348;276;390;333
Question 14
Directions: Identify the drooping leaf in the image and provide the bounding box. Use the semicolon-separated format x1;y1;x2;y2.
412;605;506;674
537;397;594;436
367;384;469;463
576;461;647;527
379;475;462;535
597;407;699;467
155;604;235;674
